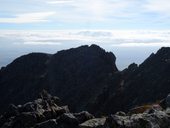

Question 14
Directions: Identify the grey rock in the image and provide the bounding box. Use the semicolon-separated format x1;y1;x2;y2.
166;94;170;107
74;111;94;124
16;112;37;127
105;110;170;128
115;111;126;116
35;119;58;128
58;113;79;125
79;118;106;128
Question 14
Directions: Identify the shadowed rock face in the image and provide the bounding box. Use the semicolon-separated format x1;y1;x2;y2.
92;47;170;115
0;53;51;114
0;44;118;114
122;47;170;110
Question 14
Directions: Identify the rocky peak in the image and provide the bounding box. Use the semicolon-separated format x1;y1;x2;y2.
157;47;170;56
0;44;118;115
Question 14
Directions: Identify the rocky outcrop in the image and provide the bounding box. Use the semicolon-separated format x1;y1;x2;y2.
105;109;170;128
1;92;170;128
0;91;94;128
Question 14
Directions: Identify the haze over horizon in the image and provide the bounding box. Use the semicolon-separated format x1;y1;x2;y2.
1;0;170;70
0;29;167;70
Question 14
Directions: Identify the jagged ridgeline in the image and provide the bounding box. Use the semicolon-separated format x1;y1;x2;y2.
1;44;170;116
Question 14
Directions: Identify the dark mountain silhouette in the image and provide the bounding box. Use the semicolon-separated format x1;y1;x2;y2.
0;44;118;115
1;45;170;116
122;47;170;109
91;47;170;115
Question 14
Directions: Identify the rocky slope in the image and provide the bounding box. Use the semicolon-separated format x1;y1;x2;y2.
0;91;94;128
1;91;170;128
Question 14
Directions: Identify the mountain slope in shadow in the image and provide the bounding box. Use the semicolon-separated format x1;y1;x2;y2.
1;45;170;116
0;44;118;115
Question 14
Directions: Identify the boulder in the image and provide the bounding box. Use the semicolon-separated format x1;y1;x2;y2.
22;102;35;112
5;104;18;117
16;112;37;127
74;111;94;123
79;118;106;128
166;94;170;107
35;119;58;128
159;99;167;109
58;113;79;125
115;111;126;116
0;117;14;128
128;105;153;115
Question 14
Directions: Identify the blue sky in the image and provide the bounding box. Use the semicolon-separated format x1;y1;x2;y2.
1;0;170;30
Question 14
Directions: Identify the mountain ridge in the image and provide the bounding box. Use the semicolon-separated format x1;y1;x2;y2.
1;44;170;116
0;44;118;115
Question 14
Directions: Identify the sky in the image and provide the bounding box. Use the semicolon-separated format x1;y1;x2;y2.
1;0;170;70
0;0;170;29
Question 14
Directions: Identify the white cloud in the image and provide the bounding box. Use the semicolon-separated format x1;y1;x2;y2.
47;0;74;4
111;42;170;47
1;0;170;27
22;42;61;45
0;12;55;23
0;30;170;47
43;0;137;22
145;0;170;16
69;0;133;20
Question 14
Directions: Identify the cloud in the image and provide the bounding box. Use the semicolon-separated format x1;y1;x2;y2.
145;0;170;16
22;42;61;45
42;0;138;23
47;0;74;4
75;31;112;37
0;30;170;47
111;42;170;47
1;0;170;28
0;12;55;23
68;0;134;20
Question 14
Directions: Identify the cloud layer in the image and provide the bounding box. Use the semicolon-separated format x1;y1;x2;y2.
1;30;170;47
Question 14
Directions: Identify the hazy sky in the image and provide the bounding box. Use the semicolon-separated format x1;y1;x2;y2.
0;0;170;29
0;30;169;70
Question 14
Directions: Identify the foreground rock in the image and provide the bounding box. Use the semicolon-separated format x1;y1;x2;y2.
0;91;94;128
79;118;106;128
1;92;170;128
35;119;58;128
105;110;170;128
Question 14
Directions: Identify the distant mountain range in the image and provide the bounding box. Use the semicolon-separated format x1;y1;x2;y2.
0;44;170;116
